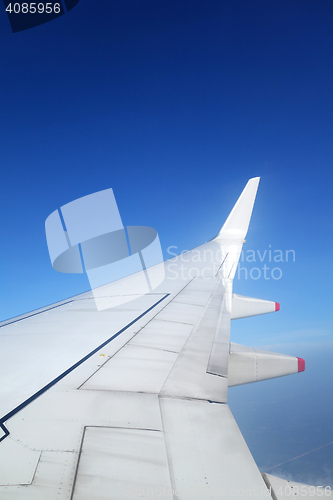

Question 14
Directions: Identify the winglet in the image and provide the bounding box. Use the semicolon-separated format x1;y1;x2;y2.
216;177;260;241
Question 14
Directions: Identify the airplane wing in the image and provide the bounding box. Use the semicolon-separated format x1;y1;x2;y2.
0;178;322;499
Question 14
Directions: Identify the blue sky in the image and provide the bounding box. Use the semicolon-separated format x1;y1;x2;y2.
0;0;332;484
1;0;332;322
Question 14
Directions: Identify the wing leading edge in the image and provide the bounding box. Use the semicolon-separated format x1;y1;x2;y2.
0;178;312;499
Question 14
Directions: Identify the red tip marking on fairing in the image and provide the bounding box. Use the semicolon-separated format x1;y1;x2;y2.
275;302;280;312
297;358;305;372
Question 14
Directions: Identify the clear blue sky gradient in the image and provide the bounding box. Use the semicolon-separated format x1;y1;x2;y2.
0;0;332;484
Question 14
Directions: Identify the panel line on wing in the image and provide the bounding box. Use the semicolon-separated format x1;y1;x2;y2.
0;300;75;329
0;293;170;443
77;279;200;391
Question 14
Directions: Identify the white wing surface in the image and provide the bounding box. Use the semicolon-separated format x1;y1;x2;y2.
0;178;310;499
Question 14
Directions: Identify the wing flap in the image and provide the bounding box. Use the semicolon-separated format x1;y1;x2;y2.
0;439;40;486
72;427;173;500
160;398;270;499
